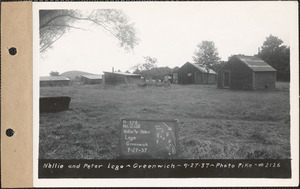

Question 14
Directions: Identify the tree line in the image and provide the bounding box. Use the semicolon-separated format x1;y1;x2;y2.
132;35;290;82
256;35;290;81
192;35;290;81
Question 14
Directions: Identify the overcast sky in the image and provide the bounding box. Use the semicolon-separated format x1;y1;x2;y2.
38;2;297;76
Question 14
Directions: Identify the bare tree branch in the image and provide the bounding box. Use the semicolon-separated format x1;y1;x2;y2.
40;14;73;29
88;10;95;19
43;24;87;31
40;30;66;53
41;13;118;37
40;10;139;53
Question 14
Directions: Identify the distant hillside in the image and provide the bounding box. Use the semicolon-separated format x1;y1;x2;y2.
60;70;97;80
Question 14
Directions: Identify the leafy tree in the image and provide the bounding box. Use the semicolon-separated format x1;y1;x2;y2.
172;66;180;73
50;71;59;76
211;60;226;72
227;54;245;62
140;67;173;81
193;41;221;73
141;56;157;70
132;57;177;81
133;68;141;74
40;9;139;52
257;35;290;81
132;56;158;78
139;56;157;79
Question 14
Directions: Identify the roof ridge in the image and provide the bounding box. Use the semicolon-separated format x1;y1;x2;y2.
187;62;217;74
103;71;141;76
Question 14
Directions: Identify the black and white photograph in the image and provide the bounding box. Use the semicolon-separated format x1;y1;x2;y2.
33;1;298;187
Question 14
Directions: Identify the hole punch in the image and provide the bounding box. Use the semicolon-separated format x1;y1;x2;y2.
8;47;17;55
6;128;15;137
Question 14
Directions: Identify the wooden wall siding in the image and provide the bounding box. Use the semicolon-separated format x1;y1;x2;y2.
217;70;223;88
177;63;217;85
218;56;276;90
254;72;276;89
104;73;141;85
104;73;119;85
105;73;126;85
195;72;202;84
178;73;192;84
40;80;70;87
204;73;217;84
126;76;141;84
218;59;253;89
178;63;195;84
82;78;102;85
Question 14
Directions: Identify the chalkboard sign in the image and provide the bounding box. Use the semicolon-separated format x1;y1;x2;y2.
119;118;178;159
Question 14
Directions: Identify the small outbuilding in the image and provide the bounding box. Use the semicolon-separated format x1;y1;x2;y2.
103;71;141;85
40;76;70;87
81;74;102;85
217;55;276;90
177;62;217;85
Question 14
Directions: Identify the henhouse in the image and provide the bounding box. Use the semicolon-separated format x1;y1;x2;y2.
103;72;141;85
81;74;102;85
177;62;217;84
217;55;276;90
40;76;70;87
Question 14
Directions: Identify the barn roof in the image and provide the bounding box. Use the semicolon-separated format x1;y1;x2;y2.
185;62;217;74
40;76;70;81
236;55;276;72
81;74;102;79
103;71;141;77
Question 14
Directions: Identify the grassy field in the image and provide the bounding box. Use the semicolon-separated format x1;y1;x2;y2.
39;82;290;159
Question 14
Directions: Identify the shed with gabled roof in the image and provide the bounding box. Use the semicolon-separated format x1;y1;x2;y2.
103;71;141;85
217;55;276;90
40;76;70;87
81;74;102;85
177;62;217;85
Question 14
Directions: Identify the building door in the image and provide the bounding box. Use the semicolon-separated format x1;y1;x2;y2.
223;71;230;88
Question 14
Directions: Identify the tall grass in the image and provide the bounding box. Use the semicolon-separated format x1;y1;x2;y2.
39;82;290;159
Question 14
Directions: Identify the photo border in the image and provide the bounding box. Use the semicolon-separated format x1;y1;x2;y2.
33;1;299;187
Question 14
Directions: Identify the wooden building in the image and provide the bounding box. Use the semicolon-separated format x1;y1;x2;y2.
81;74;102;85
40;76;70;87
217;55;276;90
103;72;141;85
177;62;217;85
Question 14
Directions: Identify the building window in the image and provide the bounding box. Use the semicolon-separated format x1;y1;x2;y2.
187;73;192;76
